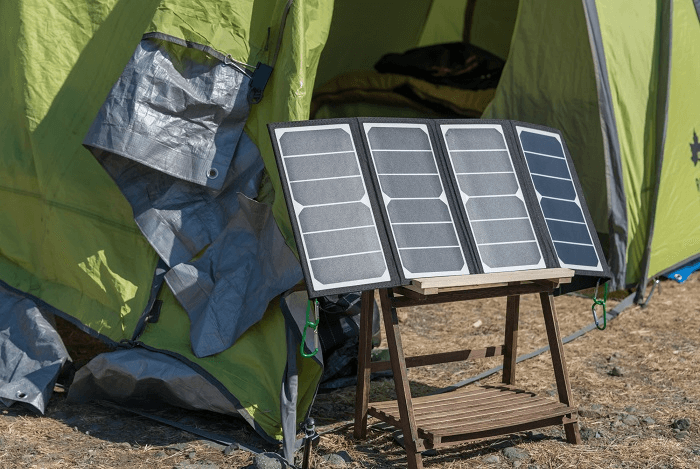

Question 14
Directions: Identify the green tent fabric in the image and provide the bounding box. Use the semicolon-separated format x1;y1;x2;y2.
2;0;700;449
0;0;329;442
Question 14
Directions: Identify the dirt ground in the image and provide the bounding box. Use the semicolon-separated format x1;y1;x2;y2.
1;274;699;468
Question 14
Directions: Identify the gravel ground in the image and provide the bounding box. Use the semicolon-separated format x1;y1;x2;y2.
1;274;699;468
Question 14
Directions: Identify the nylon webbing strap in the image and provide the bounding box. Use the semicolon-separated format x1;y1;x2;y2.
695;0;700;24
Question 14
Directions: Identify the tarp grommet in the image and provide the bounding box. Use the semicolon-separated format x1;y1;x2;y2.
207;168;219;179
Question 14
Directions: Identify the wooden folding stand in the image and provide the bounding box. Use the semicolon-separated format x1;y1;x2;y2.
353;268;581;469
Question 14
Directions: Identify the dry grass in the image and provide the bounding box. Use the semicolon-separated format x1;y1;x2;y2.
1;275;699;468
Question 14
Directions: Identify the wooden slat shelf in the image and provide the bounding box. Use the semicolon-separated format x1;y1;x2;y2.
368;385;575;447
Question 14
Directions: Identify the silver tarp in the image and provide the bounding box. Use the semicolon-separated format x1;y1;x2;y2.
0;285;70;413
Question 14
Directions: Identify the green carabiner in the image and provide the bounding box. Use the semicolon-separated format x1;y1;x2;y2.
300;299;320;358
591;281;608;331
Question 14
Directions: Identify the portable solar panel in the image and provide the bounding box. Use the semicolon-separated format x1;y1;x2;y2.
268;118;610;298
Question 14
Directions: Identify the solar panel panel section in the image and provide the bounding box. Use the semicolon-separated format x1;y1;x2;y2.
439;123;546;273
515;126;603;272
273;123;394;294
362;123;470;278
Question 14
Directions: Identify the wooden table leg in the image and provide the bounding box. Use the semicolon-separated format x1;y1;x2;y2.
502;295;520;385
539;292;582;444
379;289;424;469
354;290;375;440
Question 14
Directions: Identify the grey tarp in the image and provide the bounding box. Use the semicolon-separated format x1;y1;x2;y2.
84;39;251;191
165;194;303;358
0;286;70;413
84;37;303;358
68;348;243;417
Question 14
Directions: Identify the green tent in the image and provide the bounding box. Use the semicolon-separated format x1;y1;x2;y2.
1;0;698;455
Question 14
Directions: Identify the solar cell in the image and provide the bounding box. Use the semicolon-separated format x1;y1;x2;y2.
362;123;470;278
272;123;393;294
515;126;603;271
439;123;546;273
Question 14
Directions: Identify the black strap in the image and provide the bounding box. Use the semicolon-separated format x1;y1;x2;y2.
695;0;700;24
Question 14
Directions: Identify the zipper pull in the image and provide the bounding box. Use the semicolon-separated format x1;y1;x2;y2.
248;62;273;104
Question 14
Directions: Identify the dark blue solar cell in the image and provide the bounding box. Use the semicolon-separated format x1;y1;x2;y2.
553;242;599;267
547;220;593;245
524;152;570;179
540;198;585;223
280;128;354;155
531;175;576;200
398;247;465;274
519;131;565;157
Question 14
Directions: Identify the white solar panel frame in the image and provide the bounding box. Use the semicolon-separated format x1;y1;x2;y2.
274;123;392;292
440;123;546;273
515;125;603;272
363;122;470;279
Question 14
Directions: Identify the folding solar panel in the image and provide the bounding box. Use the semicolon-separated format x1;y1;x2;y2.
513;124;607;276
269;118;609;298
359;120;473;279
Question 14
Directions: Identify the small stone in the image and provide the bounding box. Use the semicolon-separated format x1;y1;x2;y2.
595;432;602;438
526;432;546;441
513;462;522;469
675;431;689;440
642;417;656;425
118;442;131;449
155;451;166;458
196;440;227;452
223;444;238;456
502;447;530;461
188;451;196;459
579;408;603;419
483;454;500;464
320;453;347;466
624;406;638;414
608;367;624;377
580;427;595;440
168;443;189;451
528;465;540;469
253;454;283;469
672;418;691;431
621;414;640;426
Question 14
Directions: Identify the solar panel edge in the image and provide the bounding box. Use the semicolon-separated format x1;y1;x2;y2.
267;119;403;298
511;121;611;280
